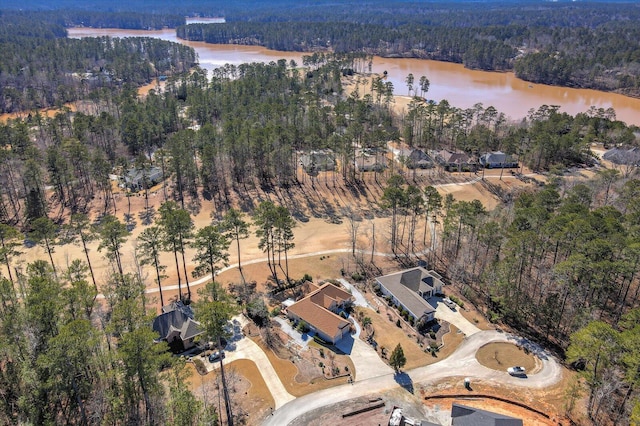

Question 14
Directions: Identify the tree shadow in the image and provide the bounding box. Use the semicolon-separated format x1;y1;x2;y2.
138;206;156;225
393;371;414;394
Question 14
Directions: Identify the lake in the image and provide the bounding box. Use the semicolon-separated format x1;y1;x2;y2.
67;27;640;126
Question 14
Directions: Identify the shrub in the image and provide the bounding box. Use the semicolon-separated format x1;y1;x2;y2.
429;331;436;340
351;272;364;281
449;295;465;308
270;306;281;317
488;310;501;323
193;358;207;375
396;319;401;328
302;273;313;282
297;320;310;333
319;362;324;368
319;348;325;358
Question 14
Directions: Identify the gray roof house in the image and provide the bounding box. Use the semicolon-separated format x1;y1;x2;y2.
152;301;204;352
300;150;337;174
602;146;640;166
375;267;444;323
451;403;523;426
479;151;518;169
124;166;163;191
355;150;387;172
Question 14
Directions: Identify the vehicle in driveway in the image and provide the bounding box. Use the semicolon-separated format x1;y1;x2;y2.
209;350;225;363
443;298;456;309
507;366;526;376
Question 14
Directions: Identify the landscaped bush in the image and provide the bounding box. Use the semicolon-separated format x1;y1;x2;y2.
351;272;364;282
270;306;281;317
429;331;436;340
302;273;313;282
193;358;207;375
297;320;310;333
449;295;465;308
372;283;382;296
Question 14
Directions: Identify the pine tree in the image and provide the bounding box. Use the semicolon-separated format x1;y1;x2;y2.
389;343;406;372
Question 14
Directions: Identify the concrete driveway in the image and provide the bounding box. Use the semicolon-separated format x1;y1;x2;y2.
337;278;373;309
349;337;393;381
209;316;295;409
432;297;481;337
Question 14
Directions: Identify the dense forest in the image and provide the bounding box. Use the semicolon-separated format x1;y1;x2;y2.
0;15;196;113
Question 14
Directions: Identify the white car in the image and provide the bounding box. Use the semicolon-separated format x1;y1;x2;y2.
443;298;456;309
507;366;526;375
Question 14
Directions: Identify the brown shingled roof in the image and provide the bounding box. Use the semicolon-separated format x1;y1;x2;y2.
287;283;353;340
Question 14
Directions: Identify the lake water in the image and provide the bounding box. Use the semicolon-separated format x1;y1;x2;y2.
67;27;640;126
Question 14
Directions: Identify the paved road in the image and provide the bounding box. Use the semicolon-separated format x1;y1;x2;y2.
262;329;562;426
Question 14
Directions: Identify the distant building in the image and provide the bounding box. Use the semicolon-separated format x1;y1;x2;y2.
152;301;204;352
391;145;434;169
300;150;336;174
355;150;387;172
375;267;444;323
451;403;523;426
603;146;640;166
286;282;354;344
123;166;163;191
435;150;476;172
479;151;518;169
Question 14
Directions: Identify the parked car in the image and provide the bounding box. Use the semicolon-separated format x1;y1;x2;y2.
209;350;225;363
507;366;526;376
443;298;456;309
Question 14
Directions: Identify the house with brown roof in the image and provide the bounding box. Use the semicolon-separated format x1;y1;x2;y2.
375;267;444;323
286;282;354;344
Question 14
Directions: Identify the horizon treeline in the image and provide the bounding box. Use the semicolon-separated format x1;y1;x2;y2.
3;1;640;95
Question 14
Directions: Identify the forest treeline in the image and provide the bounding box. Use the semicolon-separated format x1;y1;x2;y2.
0;14;196;113
1;42;640;423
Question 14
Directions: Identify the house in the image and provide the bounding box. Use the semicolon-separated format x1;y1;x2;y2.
479;151;518;169
152;301;204;352
286;282;354;344
602;146;640;166
435;150;476;172
123;166;163;191
355;149;387;172
299;150;336;174
375;267;444;323
405;149;434;169
451;403;523;426
390;145;434;169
